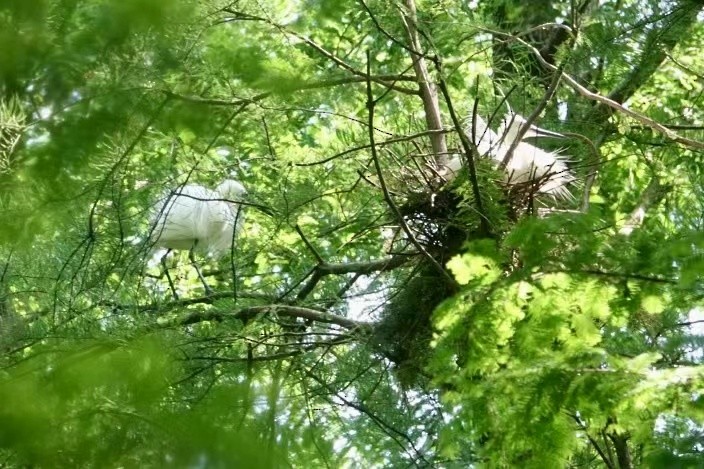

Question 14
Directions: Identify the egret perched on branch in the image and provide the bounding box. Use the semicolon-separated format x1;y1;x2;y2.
446;112;573;199
150;179;247;297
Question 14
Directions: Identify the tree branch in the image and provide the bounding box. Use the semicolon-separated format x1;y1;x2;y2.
604;1;703;108
296;129;451;167
569;413;615;469
160;75;419;108
295;224;325;264
303;367;430;467
399;0;448;162
179;304;373;331
487;28;704;151
619;176;670;235
296;270;324;303
435;74;491;235
318;255;412;275
500;64;564;168
545;269;676;284
221;9;419;95
607;431;633;469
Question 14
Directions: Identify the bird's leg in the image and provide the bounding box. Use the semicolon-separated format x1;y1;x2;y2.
188;249;213;296
160;249;179;300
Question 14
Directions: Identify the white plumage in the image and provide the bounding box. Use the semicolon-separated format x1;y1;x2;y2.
495;113;574;199
151;179;247;258
447;112;574;199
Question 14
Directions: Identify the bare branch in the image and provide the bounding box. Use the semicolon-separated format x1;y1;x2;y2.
295;224;325;264
160;75;418;108
569;413;615;469
358;0;417;56
487;28;704;151
295;129;451;168
399;0;448;162
545;269;676;284
242;305;372;329
666;52;704;81
500;65;564;168
619;176;670;235
178;304;372;331
296;270;324;303
318;255;411;275
303;367;430;467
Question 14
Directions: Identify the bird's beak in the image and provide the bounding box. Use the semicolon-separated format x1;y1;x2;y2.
500;113;566;140
258;205;276;217
247;202;275;217
527;125;564;139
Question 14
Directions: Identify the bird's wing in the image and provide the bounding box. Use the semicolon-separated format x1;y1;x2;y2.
152;185;213;243
198;193;246;258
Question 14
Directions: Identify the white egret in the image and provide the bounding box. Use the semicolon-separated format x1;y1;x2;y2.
150;179;247;297
444;114;503;174
496;113;574;199
446;112;573;199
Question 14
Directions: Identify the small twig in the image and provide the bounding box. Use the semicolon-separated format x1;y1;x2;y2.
545;269;676;284
556;130;602;212
665;52;704;81
160;74;419;109
569;413;615;469
303;367;430;467
222;9;419;95
261;117;276;159
358;0;420;57
296;129;451;167
356;169;384;191
258;102;394;136
317;255;412;275
295;224;325;264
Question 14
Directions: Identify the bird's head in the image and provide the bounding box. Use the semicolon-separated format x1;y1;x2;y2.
216;179;247;201
498;113;564;142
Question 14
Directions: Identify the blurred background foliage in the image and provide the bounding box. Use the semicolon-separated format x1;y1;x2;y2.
1;0;704;467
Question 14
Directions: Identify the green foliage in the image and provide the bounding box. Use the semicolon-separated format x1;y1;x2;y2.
0;336;282;467
1;0;704;466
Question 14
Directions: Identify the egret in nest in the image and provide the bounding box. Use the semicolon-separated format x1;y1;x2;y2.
446;112;573;199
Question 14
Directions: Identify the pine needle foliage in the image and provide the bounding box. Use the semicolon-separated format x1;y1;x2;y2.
1;0;704;467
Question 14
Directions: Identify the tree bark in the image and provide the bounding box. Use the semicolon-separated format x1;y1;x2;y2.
400;0;448;167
